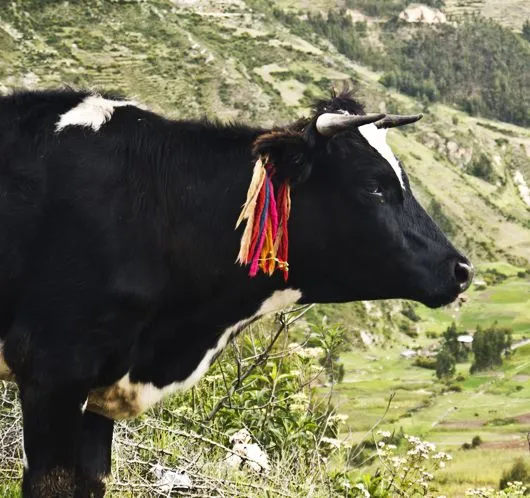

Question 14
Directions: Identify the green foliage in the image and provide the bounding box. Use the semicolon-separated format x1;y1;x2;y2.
414;356;437;370
471;435;483;448
523;19;530;43
467;152;497;183
471;322;512;373
436;348;456;379
381;19;530;126
482;268;509;286
462;435;483;449
427;198;455;237
441;322;469;362
500;458;530;490
273;8;379;67
309;324;347;383
175;328;339;459
400;302;421;322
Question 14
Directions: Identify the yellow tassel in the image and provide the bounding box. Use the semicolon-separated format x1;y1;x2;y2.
236;157;267;264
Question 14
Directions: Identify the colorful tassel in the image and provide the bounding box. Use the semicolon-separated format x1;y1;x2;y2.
236;156;291;280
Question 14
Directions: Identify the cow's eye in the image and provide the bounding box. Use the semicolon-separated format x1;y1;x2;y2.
367;183;383;197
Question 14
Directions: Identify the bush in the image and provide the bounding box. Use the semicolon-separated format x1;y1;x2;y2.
401;302;421;322
414;356;437;370
466;153;496;183
500;458;530;490
471;435;483;448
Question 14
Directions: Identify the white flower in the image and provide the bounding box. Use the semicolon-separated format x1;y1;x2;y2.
354;483;370;498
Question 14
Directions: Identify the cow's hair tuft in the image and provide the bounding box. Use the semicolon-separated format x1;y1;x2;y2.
312;83;366;117
252;130;311;184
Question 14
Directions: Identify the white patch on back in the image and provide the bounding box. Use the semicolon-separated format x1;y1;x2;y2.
87;289;302;419
55;94;139;132
0;340;13;380
358;123;405;190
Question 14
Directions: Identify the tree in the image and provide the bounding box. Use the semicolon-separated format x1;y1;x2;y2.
436;348;456;379
441;322;468;362
470;323;512;373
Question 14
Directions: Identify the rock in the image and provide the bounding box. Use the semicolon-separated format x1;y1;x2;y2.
152;464;193;492
225;429;270;474
398;4;447;24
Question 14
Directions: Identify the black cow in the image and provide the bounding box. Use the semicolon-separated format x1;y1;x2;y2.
0;88;473;497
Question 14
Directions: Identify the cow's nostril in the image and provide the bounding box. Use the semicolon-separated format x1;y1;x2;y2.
453;260;474;292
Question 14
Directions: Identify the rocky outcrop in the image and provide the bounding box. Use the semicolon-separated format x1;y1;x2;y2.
398;4;447;24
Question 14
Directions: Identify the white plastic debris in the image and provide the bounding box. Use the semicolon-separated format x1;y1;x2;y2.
225;428;270;474
152;463;192;493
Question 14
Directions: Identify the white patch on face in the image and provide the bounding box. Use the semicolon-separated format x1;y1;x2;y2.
87;289;302;419
0;340;13;380
80;398;88;414
55;94;139;132
358;123;405;190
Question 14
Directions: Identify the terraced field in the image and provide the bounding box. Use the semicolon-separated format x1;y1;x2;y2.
332;266;530;495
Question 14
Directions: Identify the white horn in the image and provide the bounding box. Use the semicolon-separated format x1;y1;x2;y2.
316;112;386;137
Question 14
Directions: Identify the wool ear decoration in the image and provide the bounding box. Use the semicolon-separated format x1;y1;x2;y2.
236;155;291;281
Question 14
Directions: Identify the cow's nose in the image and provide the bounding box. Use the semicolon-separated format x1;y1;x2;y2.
453;259;474;292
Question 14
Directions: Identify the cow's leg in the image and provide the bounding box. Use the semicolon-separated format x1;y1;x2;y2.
20;379;89;498
74;411;114;498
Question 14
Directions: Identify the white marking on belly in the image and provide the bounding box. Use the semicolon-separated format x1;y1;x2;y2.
22;429;29;470
87;289;302;419
358;123;405;190
0;340;13;380
55;94;139;132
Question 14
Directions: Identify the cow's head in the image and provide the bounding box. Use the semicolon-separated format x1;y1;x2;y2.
253;90;473;308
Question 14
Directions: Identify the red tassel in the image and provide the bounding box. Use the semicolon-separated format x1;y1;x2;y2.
236;156;291;279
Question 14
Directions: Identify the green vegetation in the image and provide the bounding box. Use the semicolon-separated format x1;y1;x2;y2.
436;348;457;379
500;458;530;490
523;19;530;42
381;19;530;126
471;323;512;373
467;152;497;183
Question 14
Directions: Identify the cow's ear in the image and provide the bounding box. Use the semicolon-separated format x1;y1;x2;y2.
253;130;311;184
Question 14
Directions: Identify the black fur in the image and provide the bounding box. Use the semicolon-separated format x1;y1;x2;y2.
0;88;470;496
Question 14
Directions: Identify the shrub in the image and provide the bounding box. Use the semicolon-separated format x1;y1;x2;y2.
414;356;437;370
500;458;530;490
471;435;483;448
467;153;496;183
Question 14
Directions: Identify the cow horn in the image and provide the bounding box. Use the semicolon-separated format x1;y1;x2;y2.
374;114;423;129
316;112;386;136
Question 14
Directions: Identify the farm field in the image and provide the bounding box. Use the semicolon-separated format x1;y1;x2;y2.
332;265;530;495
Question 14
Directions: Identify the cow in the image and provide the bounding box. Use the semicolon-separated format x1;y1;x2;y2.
0;88;473;497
